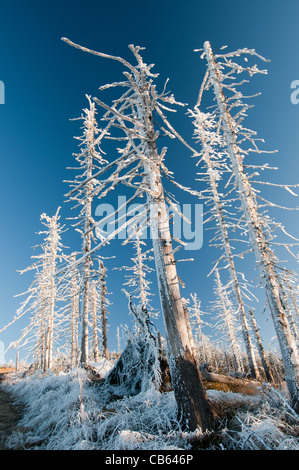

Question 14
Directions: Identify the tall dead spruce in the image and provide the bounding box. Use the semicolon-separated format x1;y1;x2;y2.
1;208;66;370
213;268;243;375
197;41;299;411
62;38;215;431
190;108;260;379
65;96;107;364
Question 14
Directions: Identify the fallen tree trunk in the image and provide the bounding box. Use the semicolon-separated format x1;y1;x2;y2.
200;371;260;395
159;358;261;395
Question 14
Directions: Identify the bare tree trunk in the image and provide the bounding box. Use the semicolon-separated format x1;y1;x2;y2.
203;40;299;411
80;112;95;365
279;278;299;348
71;255;79;366
192;302;207;364
182;301;196;359
40;274;46;370
285;276;299;321
99;260;109;360
47;265;55;370
81;233;91;364
91;283;99;362
44;212;59;371
197;121;259;378
142;118;215;431
215;269;244;375
116;326;121;355
15;350;19;372
44;325;49;373
248;309;273;382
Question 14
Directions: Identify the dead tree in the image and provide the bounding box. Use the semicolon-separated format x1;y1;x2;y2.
190;108;260;379
197;40;299;410
61;37;215;431
64;96;107;364
213;269;244;375
99;259;109;360
248;308;273;382
1;208;66;370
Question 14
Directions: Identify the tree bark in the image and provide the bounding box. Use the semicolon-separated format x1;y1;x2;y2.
100;260;109;360
71;254;79;366
80;104;96;364
203;40;299;411
91;283;99;363
198;117;260;379
215;269;243;375
248;309;273;382
137;83;215;430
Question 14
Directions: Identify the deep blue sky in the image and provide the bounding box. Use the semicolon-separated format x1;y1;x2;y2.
0;0;298;362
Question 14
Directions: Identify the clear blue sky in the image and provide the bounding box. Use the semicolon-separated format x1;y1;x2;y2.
0;0;298;362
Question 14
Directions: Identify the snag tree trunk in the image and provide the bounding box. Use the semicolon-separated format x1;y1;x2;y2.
137;83;215;431
99;260;109;360
196;116;259;379
248;309;273;382
203;40;299;410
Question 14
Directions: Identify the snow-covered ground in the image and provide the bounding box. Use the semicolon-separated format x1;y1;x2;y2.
2;367;298;450
88;359;115;378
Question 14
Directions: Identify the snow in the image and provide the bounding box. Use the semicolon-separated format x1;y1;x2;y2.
2;368;298;450
88;359;114;378
2;369;182;450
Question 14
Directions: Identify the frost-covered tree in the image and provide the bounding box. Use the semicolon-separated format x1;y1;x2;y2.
69;254;80;366
57;252;81;366
61;37;215;431
37;209;66;370
1;209;66;369
187;293;210;364
181;297;196;358
2;258;49;367
278;279;299;350
64;95;107;364
212;269;244;374
283;273;299;337
248;308;273;382
90;282;99;362
115;227;155;321
97;259;110;360
90;280;101;362
197;41;299;410
116;326;121;355
190;108;260;379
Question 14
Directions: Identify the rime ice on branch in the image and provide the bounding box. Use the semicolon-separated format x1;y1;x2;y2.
1;208;66;370
61;37;215;431
189;108;260;379
196;40;299;411
187;293;211;365
212;269;243;374
64;96;107;364
114;226;156;321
